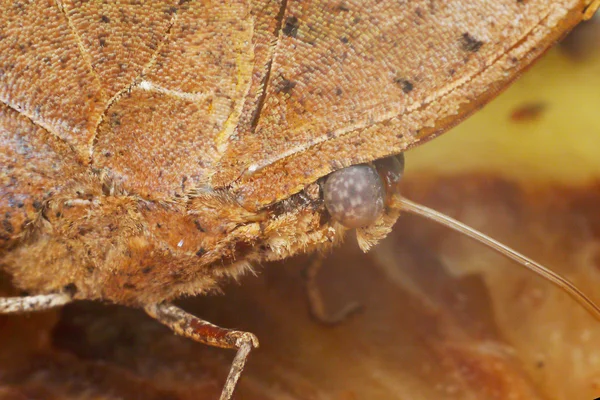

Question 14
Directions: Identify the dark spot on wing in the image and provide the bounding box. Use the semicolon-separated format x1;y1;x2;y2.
276;78;297;95
283;16;299;37
335;2;350;12
394;78;414;93
460;33;484;52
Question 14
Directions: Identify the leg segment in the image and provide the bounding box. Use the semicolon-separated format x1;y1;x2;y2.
144;303;258;400
304;254;362;325
0;292;72;313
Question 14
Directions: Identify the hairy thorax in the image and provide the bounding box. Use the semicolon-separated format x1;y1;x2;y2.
2;173;352;306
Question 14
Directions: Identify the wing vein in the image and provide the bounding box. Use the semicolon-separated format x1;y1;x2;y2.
249;0;290;131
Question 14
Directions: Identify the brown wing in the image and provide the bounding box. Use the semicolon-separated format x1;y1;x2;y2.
0;104;84;249
0;0;279;202
213;0;594;210
0;0;594;219
0;0;94;248
90;1;278;199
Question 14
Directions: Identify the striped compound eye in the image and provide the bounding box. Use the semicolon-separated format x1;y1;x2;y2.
323;164;385;229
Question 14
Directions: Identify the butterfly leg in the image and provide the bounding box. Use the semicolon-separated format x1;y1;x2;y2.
144;302;258;400
0;292;72;313
304;254;362;325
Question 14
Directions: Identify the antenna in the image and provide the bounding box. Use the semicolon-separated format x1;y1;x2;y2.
395;196;600;322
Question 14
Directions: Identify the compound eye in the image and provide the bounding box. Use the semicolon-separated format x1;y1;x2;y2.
323;164;385;228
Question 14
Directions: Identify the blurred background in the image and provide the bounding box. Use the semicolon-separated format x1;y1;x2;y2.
2;15;600;400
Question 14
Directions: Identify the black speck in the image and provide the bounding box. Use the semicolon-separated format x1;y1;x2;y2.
100;15;110;23
394;78;414;93
193;219;205;232
123;283;136;289
276;78;296;95
460;33;484;52
196;248;206;257
63;283;77;295
335;87;343;96
335;2;350;11
340;36;349;44
2;218;13;233
142;266;154;274
283;16;299;37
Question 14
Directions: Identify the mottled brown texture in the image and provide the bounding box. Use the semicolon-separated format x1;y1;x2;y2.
1;0;595;307
0;105;85;249
216;0;597;209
